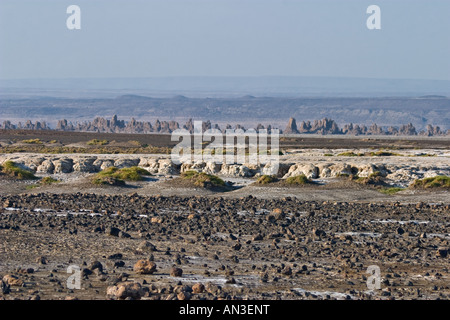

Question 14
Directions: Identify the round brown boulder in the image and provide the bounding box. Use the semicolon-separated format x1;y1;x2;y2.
192;283;205;293
107;282;144;300
2;275;23;287
133;260;157;274
170;267;183;277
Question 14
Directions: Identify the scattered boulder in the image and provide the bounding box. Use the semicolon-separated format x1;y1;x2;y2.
437;248;448;258
108;253;123;260
36;256;48;265
90;261;103;272
252;234;264;241
137;241;157;253
312;228;326;238
106;227;121;237
177;292;191;300
133;260;157;274
170;267;183;277
192;283;205;294
2;275;23;287
1;280;10;294
106;282;145;300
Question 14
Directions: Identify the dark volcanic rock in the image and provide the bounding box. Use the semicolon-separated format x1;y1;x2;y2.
106;227;121;237
170;267;183;277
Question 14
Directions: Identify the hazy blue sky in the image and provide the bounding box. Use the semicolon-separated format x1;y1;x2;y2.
1;0;449;80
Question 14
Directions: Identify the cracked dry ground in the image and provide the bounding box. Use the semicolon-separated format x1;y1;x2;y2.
0;193;449;300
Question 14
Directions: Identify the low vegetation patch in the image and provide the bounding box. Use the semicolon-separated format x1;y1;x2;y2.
0;145;171;155
352;171;384;185
379;187;405;195
413;153;436;157
336;173;350;178
128;140;146;147
21;138;43;144
285;174;313;185
40;176;59;185
95;166;152;182
256;175;278;184
368;151;403;157
337;152;363;157
411;176;450;189
181;170;226;188
87;139;109;146
26;176;60;189
337;150;404;157
0;161;37;180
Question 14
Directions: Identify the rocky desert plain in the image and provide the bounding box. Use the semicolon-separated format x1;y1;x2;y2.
0;131;449;301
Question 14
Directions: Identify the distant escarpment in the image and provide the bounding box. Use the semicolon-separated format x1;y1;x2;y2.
284;118;448;136
0;115;448;136
1;95;449;131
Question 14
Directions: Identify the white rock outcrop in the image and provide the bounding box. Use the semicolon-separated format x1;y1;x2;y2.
0;153;448;185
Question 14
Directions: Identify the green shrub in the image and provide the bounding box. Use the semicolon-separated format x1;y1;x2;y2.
95;166;151;182
181;170;225;187
411;176;450;189
336;173;350;178
128;140;144;147
337;152;362;157
256;175;278;184
353;171;384;185
0;145;171;155
40;177;59;185
368;151;403;157
180;170;199;179
0;161;37;180
414;153;436;157
22;138;43;144
368;171;382;178
87;139;109;146
26;176;59;189
285;174;312;185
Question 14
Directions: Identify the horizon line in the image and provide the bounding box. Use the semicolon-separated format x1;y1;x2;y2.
1;75;450;82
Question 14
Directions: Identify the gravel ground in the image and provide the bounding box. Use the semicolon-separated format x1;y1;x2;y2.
0;192;449;300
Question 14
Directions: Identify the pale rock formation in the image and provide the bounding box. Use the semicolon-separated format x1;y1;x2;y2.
53;159;74;173
37;159;55;173
283;164;319;179
73;158;96;172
